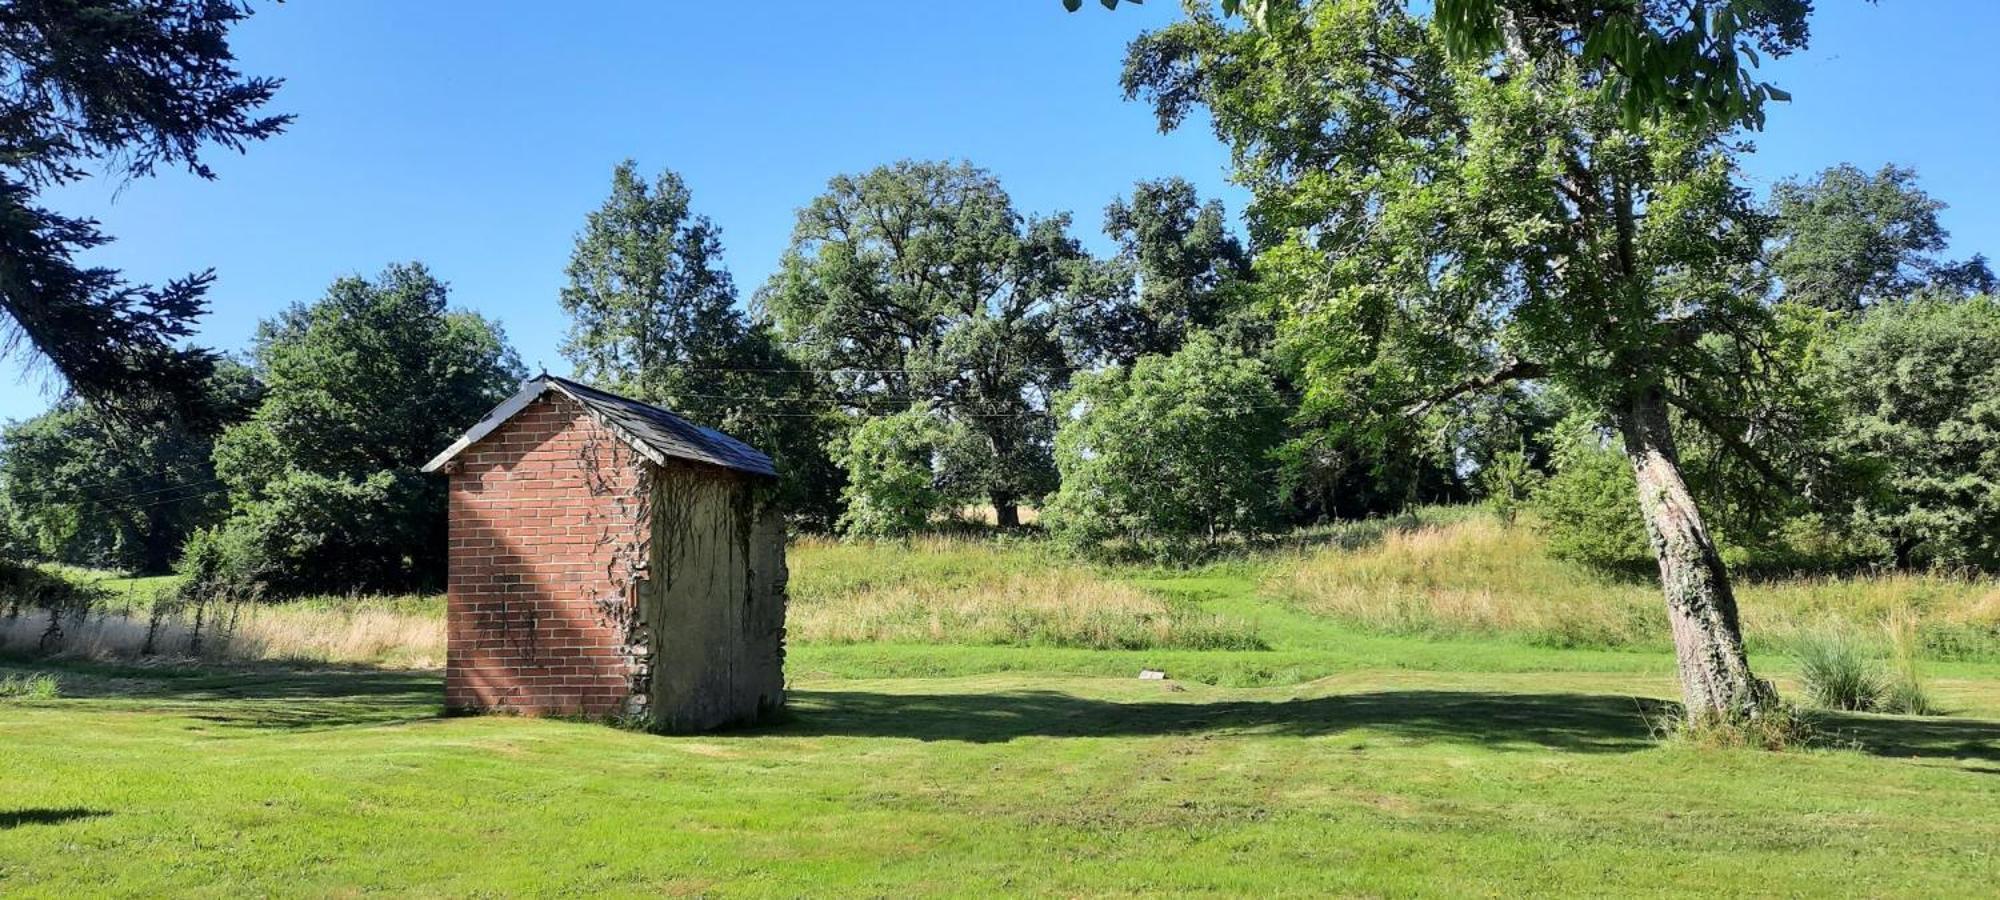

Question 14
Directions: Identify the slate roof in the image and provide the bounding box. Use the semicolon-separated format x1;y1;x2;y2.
421;375;778;478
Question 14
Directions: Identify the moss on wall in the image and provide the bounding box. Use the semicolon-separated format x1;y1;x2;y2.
641;462;787;732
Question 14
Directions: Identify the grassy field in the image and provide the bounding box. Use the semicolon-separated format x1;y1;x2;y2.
4;511;1998;896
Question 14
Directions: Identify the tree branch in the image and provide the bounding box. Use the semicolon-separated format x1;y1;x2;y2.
1661;390;1793;491
1404;358;1546;418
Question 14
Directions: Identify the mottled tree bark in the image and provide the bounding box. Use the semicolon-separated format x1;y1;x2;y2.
1617;387;1768;720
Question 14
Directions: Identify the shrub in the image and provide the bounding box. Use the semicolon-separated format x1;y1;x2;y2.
1792;628;1884;711
1476;443;1544;524
180;471;434;597
1527;423;1651;569
1045;333;1285;556
833;409;967;538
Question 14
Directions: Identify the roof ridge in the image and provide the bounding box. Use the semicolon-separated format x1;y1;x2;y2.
422;375;778;478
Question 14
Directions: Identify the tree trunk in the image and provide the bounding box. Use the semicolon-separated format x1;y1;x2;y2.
1617;387;1769;721
992;496;1021;529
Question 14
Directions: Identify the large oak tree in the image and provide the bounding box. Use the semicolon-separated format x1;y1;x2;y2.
759;160;1115;528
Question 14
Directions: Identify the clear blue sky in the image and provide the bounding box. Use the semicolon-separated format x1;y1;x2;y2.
6;1;1996;422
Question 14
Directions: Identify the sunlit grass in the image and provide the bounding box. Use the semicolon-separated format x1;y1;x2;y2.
789;536;1263;650
1269;514;2000;658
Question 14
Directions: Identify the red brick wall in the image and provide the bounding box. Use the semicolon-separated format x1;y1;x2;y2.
443;392;647;717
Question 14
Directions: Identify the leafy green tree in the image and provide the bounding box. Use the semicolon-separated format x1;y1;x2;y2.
761;160;1115;527
1070;0;1812;129
559;160;841;525
0;0;288;416
561;160;748;423
1822;296;2000;570
1770;164;1993;312
1046;332;1285;552
1089;178;1253;363
1530;419;1651;568
1125;1;1801;718
190;263;522;595
0;362;260;572
831;408;968;538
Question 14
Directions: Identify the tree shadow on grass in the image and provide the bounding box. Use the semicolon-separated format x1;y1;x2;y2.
768;688;1672;753
0;807;106;829
1813;712;2000;766
768;688;2000;763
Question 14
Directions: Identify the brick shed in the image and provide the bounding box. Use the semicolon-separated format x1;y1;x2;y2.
421;375;787;732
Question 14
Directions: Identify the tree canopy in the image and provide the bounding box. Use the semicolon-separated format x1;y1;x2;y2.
1092;177;1254;364
0;362;259;573
760;160;1116;527
558;160;842;525
188;263;522;595
1770;163;1994;312
1070;0;1813;129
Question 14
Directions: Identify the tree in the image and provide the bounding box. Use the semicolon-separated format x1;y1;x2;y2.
1069;0;1813;129
760;160;1113;528
0;0;288;415
0;361;260;572
1126;1;1796;720
189;263;522;595
561;160;749;425
1822;296;2000;570
831;408;968;538
1770;163;1993;312
559;160;841;525
1091;177;1253;363
1046;332;1285;552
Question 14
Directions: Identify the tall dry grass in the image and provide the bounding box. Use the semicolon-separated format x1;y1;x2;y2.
1271;515;2000;658
789;535;1263;650
0;598;445;668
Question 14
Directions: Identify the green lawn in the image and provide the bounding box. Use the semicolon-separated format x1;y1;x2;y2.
4;550;1999;895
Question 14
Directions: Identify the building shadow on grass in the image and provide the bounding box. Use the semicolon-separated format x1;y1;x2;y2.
771;688;1671;753
47;665;444;732
0;807;106;829
769;688;2000;762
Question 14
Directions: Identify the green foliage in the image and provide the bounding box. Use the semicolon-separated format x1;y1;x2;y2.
1528;422;1650;570
761;160;1115;522
1080;0;1812;130
1476;443;1543;524
0;0;287;414
558;160;842;525
1881;611;1938;716
1045;333;1285;553
1770;164;1993;312
1823;296;2000;570
831;409;965;538
0;363;258;573
1090;177;1255;363
1123;0;1774;520
190;264;522;596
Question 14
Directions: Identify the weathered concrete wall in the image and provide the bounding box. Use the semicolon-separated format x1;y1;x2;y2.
443;393;648;717
641;461;788;732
